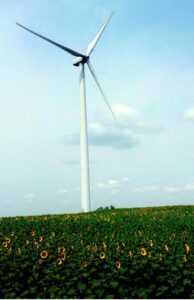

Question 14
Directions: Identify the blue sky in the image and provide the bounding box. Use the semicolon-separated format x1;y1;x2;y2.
0;0;194;217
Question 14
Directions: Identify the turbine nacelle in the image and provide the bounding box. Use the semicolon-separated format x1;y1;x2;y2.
72;56;88;67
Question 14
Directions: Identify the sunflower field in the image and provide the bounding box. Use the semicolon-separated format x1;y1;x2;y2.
0;205;193;299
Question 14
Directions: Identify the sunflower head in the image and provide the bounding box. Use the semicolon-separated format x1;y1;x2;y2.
99;252;106;260
164;245;169;251
148;251;151;258
82;261;87;268
25;240;30;246
149;240;153;247
38;236;43;242
86;245;90;252
93;245;98;252
115;261;121;269
128;251;132;258
140;248;147;256
185;244;190;254
31;231;35;237
3;242;8;248
56;258;62;265
61;253;66;260
40;250;48;259
159;253;163;261
10;231;14;237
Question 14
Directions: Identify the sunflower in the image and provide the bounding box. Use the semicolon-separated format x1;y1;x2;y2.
140;248;147;256
93;244;98;252
159;253;163;262
3;242;8;248
4;237;11;244
128;251;132;258
148;251;151;258
25;240;30;246
99;252;106;259
149;240;153;247
82;261;87;268
115;261;121;269
164;245;169;251
31;231;35;237
61;253;66;260
51;232;55;238
56;258;62;265
61;247;65;253
10;231;14;237
40;250;48;259
102;242;107;251
183;255;187;262
86;245;90;252
17;248;21;255
185;244;190;254
38;236;43;242
58;247;61;254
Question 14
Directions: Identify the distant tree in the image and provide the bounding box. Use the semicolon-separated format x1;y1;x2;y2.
110;205;115;210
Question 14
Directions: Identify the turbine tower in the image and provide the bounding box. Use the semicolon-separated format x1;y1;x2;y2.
16;12;118;213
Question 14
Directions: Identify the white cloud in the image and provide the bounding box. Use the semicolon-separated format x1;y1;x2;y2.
163;187;180;193
57;188;68;194
64;103;162;149
121;177;130;182
24;193;35;199
107;179;120;188
112;103;162;133
95;182;107;189
185;182;194;190
183;107;194;120
133;185;160;192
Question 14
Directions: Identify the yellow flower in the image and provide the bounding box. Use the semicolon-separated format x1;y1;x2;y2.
40;250;48;259
3;242;8;248
183;255;187;262
17;248;21;255
56;258;62;265
86;245;90;252
164;245;169;251
58;247;61;253
82;261;87;268
115;261;121;269
149;240;153;247
31;231;35;237
10;231;14;237
4;237;11;244
93;244;98;252
51;232;55;238
128;251;132;258
38;236;43;242
25;240;30;246
185;244;189;254
148;251;151;257
159;253;163;261
140;248;147;256
102;242;107;251
61;247;65;253
61;253;66;260
100;252;106;259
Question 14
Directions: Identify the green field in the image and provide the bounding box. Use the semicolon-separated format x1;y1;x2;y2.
0;205;193;299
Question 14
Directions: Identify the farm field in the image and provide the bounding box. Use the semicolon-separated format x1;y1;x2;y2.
0;205;193;299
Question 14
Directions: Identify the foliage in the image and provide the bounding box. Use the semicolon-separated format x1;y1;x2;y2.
0;205;193;299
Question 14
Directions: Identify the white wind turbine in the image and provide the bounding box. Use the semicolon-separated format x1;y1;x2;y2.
16;12;118;213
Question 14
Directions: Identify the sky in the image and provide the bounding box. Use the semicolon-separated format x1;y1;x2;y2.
0;0;194;217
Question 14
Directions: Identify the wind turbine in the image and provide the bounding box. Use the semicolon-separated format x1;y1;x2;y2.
16;12;118;213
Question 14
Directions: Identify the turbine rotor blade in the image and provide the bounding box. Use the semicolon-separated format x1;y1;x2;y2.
86;12;114;57
87;60;119;124
16;23;86;58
